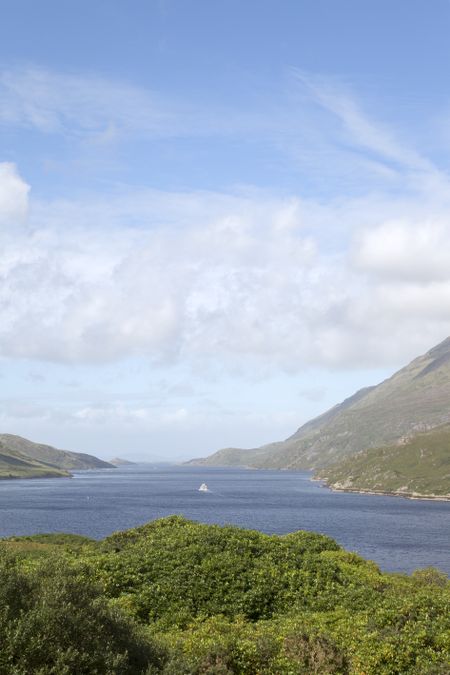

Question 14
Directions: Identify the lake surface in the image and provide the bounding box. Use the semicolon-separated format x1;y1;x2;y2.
0;465;448;575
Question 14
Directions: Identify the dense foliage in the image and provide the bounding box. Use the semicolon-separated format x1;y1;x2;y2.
0;550;165;674
1;517;449;674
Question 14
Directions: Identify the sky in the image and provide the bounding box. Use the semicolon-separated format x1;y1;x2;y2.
1;0;450;461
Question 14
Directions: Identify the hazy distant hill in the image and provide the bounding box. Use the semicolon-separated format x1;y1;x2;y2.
193;337;450;473
109;457;136;466
316;423;450;499
0;434;113;479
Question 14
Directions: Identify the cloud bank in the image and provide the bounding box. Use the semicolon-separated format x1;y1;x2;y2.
1;67;450;375
1;159;450;372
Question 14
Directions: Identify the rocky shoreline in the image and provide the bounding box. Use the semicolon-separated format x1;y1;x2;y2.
314;477;450;502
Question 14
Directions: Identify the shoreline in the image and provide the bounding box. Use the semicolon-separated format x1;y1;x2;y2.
188;463;450;501
315;478;450;502
0;472;72;481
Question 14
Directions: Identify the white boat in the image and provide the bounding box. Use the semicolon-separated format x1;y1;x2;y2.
198;483;209;492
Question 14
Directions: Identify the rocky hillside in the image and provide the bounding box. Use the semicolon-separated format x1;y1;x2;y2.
316;423;450;499
193;337;450;471
0;434;113;479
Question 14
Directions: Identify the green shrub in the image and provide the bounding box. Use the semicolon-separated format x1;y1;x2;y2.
1;517;449;674
0;553;163;674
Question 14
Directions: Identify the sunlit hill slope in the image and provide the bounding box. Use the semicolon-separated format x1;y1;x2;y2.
192;337;450;474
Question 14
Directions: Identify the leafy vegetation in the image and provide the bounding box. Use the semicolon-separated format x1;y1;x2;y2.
0;552;161;674
1;516;449;673
317;423;450;498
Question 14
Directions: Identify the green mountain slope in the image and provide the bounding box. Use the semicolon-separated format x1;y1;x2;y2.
194;336;450;471
0;440;70;479
316;423;450;499
0;434;114;478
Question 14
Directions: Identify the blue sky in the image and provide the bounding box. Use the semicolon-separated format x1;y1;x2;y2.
1;1;450;460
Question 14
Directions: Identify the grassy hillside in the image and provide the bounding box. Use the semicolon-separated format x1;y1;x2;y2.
0;434;114;478
0;439;71;479
316;423;450;499
1;516;449;674
195;337;450;473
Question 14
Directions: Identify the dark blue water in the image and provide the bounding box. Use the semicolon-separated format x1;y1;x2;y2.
0;465;448;575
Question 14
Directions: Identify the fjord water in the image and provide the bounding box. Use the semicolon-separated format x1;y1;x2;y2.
0;465;448;575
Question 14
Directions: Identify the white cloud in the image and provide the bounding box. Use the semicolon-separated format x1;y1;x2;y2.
0;185;324;365
2;66;450;373
354;219;450;282
0;168;449;372
71;403;185;426
0;162;29;225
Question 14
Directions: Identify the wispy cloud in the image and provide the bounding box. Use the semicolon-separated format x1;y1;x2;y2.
293;70;428;169
2;64;446;201
0;66;182;138
0;65;274;143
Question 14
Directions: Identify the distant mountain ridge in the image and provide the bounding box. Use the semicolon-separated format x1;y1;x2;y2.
0;434;113;479
192;337;450;472
109;457;136;466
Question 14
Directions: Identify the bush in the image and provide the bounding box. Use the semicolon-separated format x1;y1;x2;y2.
0;553;163;674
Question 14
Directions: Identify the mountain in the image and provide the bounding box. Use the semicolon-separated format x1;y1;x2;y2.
193;336;450;471
0;434;114;479
0;441;70;479
316;423;450;499
109;457;136;466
